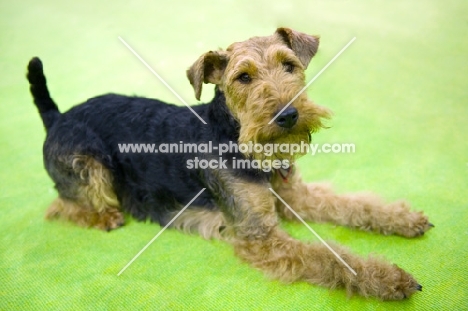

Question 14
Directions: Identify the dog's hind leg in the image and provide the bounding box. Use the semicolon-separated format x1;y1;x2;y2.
46;154;124;231
165;208;230;240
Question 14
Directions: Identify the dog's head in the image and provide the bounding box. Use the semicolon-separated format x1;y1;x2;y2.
187;28;331;162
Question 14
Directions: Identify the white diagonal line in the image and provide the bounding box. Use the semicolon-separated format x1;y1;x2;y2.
118;36;207;125
269;37;356;124
117;188;206;276
268;188;357;276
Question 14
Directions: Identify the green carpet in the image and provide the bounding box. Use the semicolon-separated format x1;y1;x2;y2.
1;0;467;310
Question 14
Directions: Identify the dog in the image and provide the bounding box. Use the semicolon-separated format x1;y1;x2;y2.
27;28;432;300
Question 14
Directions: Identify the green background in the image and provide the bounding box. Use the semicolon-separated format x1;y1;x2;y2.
1;0;467;310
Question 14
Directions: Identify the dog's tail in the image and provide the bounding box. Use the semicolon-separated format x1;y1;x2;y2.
27;57;60;130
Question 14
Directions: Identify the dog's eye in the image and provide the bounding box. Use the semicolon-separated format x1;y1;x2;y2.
283;62;294;73
237;73;252;84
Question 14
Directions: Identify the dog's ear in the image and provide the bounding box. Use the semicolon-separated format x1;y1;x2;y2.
275;28;320;69
187;50;228;101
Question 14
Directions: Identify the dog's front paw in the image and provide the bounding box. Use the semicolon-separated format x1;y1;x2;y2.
354;259;422;300
383;201;434;238
376;264;422;300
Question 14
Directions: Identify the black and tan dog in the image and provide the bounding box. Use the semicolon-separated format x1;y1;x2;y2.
27;28;432;300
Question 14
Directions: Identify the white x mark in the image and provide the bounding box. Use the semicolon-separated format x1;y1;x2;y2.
269;37;356;124
118;36;207;124
117;188;206;276
269;188;357;275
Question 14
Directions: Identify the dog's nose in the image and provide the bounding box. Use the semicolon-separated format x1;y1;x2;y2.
275;107;298;128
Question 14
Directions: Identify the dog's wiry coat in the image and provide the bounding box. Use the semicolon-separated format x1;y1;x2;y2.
27;28;432;300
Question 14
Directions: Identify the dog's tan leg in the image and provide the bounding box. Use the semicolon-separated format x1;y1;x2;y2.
272;170;432;237
46;155;124;231
234;227;421;300
207;172;420;300
166;208;230;240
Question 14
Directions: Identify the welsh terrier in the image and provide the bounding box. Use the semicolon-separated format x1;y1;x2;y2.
27;28;433;300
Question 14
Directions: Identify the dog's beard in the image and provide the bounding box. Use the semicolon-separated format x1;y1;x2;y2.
238;134;310;174
237;102;331;165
